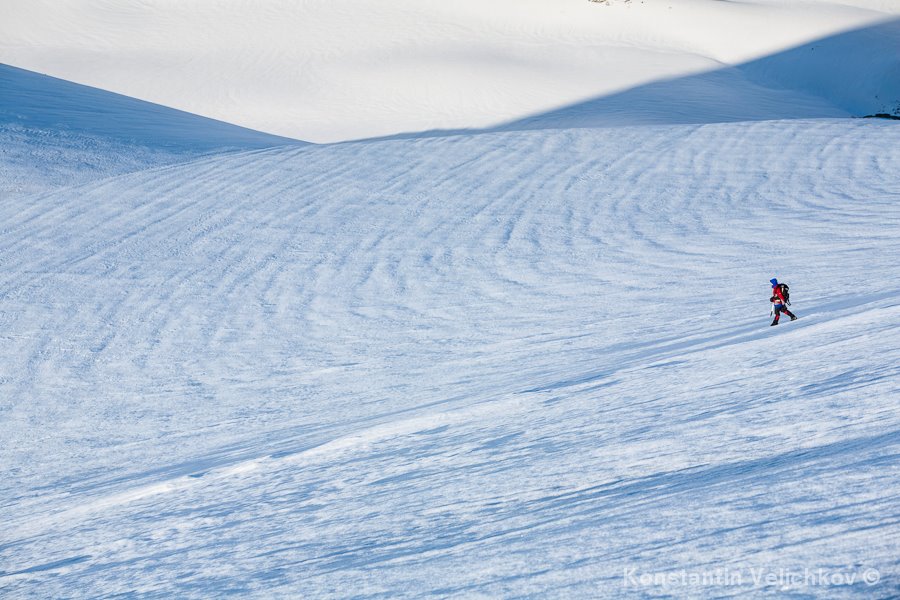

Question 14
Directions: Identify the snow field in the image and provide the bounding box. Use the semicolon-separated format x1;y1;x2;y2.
1;118;898;597
3;1;900;596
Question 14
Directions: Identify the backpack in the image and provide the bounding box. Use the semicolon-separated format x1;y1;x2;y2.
778;283;790;304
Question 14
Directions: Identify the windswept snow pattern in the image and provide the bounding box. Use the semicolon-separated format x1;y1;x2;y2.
2;119;899;597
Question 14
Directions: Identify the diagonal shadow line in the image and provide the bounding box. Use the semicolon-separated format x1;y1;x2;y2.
353;18;900;143
531;428;900;515
517;288;900;395
250;429;900;575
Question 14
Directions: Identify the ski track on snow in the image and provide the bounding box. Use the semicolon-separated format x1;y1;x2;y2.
1;120;899;597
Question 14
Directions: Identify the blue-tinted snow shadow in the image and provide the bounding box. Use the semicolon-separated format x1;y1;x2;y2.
517;288;900;396
362;18;900;142
0;554;91;578
242;429;899;587
504;18;900;132
532;428;900;514
0;63;304;151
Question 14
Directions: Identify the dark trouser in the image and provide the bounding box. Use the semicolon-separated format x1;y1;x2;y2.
772;304;796;323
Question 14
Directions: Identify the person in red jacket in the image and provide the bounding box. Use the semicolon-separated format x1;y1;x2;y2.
770;278;797;326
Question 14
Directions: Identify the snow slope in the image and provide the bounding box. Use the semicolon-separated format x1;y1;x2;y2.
2;0;899;141
0;64;299;199
3;0;900;597
2;119;899;597
500;18;900;132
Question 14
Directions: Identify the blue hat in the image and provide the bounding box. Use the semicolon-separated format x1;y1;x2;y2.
770;278;778;286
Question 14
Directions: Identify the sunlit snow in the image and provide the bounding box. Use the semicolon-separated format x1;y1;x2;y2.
1;1;898;598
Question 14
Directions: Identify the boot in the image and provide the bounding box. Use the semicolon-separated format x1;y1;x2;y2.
790;315;798;321
770;318;779;326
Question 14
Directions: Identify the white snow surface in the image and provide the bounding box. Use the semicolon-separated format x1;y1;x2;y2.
2;1;900;598
2;0;899;141
0;64;300;199
2;120;899;597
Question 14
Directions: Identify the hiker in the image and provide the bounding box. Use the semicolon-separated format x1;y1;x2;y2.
770;278;797;326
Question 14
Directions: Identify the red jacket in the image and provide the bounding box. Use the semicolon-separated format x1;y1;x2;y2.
771;285;787;305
